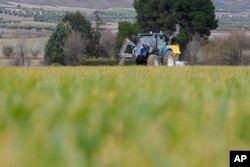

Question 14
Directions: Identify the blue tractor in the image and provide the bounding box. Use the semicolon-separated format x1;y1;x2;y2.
118;32;181;66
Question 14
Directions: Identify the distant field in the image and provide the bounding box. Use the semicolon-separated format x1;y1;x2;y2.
0;14;33;21
0;4;134;38
106;7;136;17
6;2;134;14
7;20;56;28
0;37;48;49
0;66;249;167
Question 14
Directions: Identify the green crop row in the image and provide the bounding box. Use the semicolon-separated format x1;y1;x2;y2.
0;66;249;167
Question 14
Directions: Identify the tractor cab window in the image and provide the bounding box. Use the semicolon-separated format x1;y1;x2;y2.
140;36;155;48
157;36;166;50
157;36;166;46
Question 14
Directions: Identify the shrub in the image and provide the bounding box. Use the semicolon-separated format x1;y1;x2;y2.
2;45;14;59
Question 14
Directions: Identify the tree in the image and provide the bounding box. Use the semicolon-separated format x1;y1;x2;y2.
63;30;88;65
44;11;93;65
115;21;141;55
184;33;201;64
31;45;41;59
200;31;250;65
62;11;93;39
175;0;218;50
44;22;71;65
134;0;176;34
2;45;14;59
99;29;116;58
224;30;250;65
62;11;94;56
133;0;218;51
16;39;29;66
92;10;103;57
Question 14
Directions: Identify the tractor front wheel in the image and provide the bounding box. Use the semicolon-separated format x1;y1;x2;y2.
163;50;176;66
147;54;160;66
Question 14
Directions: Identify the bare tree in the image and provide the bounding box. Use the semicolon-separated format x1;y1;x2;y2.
99;29;116;58
185;33;201;65
30;45;41;59
200;30;250;65
63;30;88;66
200;37;227;65
15;39;29;66
224;30;250;65
93;10;104;57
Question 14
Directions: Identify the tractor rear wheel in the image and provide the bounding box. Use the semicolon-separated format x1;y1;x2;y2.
163;50;176;66
147;54;160;66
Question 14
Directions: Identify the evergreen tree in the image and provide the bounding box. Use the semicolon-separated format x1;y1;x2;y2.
133;0;218;50
115;21;141;54
62;11;92;39
92;10;103;57
116;21;141;45
134;0;176;33
44;22;71;65
45;11;93;65
63;11;97;57
174;0;218;49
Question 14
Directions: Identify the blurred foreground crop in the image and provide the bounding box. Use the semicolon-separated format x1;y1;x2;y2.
0;66;249;167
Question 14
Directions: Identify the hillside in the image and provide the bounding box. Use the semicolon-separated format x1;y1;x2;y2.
0;0;134;9
0;0;250;11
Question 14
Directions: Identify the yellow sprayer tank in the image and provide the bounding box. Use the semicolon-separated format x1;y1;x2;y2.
169;45;181;58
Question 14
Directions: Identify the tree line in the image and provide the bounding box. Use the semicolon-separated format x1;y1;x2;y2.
44;11;116;66
2;0;250;66
44;0;219;66
1;39;42;66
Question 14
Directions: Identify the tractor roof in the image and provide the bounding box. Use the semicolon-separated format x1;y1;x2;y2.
138;32;167;38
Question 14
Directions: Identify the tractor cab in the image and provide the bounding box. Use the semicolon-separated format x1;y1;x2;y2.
138;33;168;56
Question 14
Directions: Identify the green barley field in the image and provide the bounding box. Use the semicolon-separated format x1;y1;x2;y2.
0;66;249;167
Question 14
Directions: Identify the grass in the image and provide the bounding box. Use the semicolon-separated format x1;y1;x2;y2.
0;66;249;167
